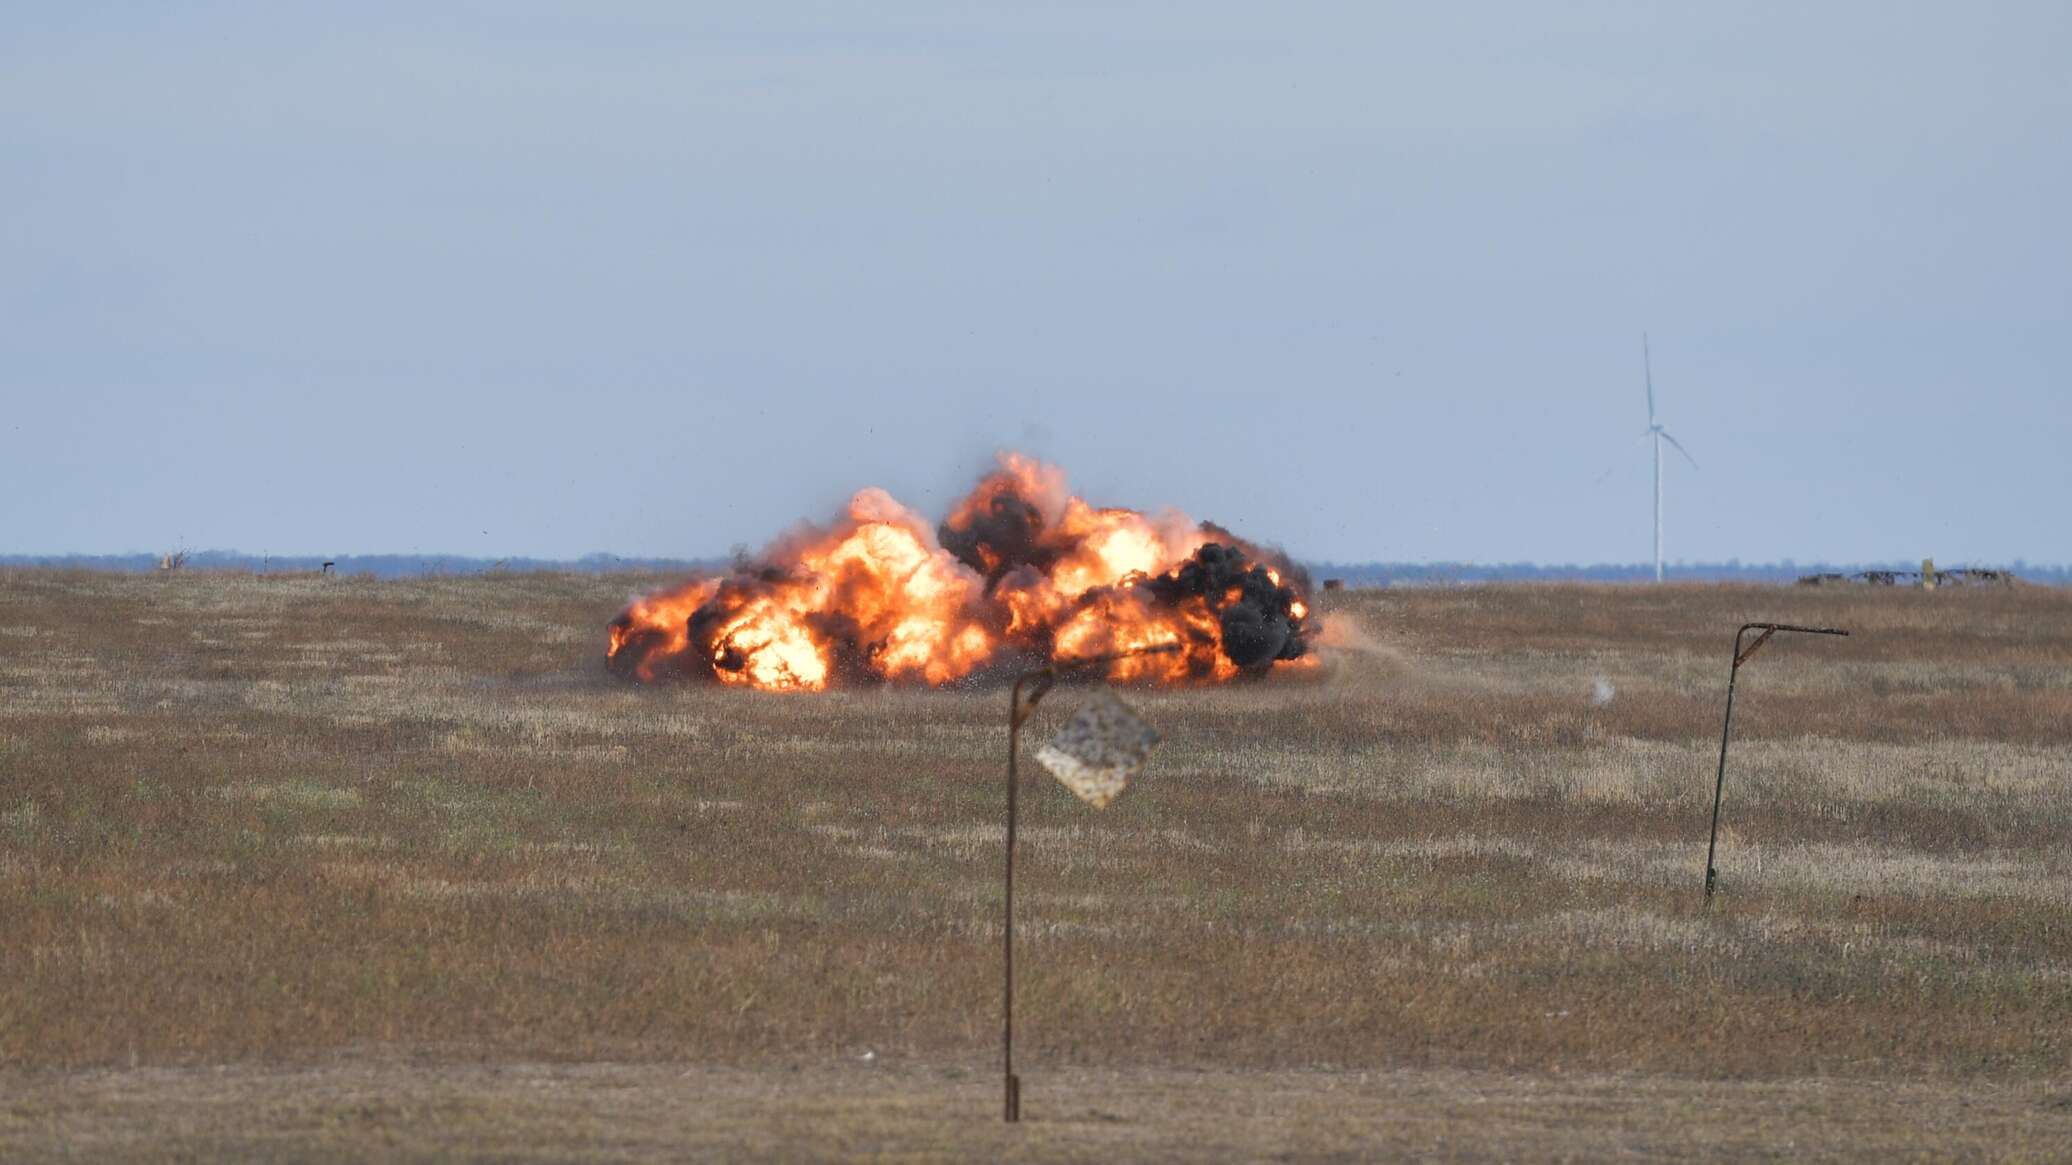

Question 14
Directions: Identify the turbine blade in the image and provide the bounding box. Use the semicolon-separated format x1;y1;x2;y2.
1660;429;1698;469
1643;333;1656;425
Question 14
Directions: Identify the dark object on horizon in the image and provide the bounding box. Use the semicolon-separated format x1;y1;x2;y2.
1706;622;1850;901
1322;578;1344;591
1797;568;2017;588
321;561;335;576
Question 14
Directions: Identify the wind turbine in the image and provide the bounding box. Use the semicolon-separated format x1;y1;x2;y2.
1643;334;1697;582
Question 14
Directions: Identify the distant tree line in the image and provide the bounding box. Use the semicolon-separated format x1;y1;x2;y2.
1303;560;2071;587
1;552;2063;587
0;551;724;579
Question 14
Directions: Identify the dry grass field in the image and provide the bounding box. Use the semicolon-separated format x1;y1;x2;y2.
2;570;2068;1161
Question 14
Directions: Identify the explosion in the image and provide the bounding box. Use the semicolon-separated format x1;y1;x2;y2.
606;454;1311;690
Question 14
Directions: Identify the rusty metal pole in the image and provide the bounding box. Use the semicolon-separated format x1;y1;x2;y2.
1004;676;1020;1122
1002;667;1048;1123
1002;644;1178;1123
1705;622;1848;902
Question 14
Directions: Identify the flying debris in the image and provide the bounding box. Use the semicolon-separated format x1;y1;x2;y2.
1034;689;1161;808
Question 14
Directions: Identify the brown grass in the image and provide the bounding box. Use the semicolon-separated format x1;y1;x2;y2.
10;1060;2071;1164
1;571;2068;1159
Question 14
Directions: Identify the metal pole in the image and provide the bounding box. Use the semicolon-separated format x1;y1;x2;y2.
1704;627;1749;900
1654;433;1663;583
1002;670;1034;1123
1000;643;1178;1123
1704;622;1848;902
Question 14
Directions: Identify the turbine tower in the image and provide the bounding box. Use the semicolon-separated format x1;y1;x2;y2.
1643;334;1697;582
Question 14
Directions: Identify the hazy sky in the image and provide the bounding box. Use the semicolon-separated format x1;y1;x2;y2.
5;4;2067;565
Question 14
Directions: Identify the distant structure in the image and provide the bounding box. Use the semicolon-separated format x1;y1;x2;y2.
1640;335;1697;583
1796;564;2017;588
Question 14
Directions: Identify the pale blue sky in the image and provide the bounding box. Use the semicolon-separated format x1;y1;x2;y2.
4;3;2067;564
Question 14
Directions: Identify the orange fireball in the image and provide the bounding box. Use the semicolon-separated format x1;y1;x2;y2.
607;454;1310;690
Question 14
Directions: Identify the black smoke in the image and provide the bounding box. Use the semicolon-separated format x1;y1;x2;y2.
1140;541;1310;669
940;479;1311;672
939;490;1056;587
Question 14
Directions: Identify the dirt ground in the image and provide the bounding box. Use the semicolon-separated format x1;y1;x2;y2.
1;572;2067;1159
8;1059;2071;1163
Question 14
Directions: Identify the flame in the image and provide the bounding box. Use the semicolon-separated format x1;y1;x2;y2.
607;454;1311;690
606;578;719;683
